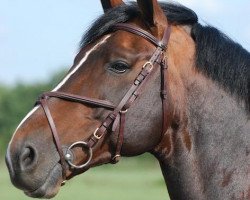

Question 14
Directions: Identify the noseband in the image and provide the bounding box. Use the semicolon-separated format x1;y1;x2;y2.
36;23;171;183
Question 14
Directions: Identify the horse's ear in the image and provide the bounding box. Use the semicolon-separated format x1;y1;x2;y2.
137;0;168;29
101;0;124;13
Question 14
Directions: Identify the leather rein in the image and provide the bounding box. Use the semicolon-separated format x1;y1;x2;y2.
36;23;172;183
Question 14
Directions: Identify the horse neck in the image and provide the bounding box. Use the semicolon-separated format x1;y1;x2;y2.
152;26;250;199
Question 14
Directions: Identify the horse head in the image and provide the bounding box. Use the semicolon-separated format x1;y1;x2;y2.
6;0;190;198
7;0;248;199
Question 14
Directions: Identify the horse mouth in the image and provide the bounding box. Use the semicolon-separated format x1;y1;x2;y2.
24;164;62;199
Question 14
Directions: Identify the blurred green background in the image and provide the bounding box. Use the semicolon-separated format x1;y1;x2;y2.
0;69;170;199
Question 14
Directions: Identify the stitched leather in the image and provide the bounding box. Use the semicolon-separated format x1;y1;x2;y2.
36;24;172;182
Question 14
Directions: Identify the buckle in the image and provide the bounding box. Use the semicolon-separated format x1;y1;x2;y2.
93;128;102;140
119;109;128;114
142;61;153;72
111;154;121;164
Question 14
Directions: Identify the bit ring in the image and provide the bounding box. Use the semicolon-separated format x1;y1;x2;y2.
65;141;93;169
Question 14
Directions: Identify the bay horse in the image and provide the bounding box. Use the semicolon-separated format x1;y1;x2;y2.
5;0;250;199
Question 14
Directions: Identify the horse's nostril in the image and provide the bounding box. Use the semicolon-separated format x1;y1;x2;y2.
20;146;37;171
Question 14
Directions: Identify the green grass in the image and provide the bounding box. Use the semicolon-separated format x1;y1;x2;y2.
0;155;170;200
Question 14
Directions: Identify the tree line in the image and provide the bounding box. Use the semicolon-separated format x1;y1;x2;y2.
0;70;66;156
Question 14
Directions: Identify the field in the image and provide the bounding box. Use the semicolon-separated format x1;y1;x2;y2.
0;154;170;200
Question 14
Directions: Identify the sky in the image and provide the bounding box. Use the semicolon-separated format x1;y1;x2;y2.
0;0;249;85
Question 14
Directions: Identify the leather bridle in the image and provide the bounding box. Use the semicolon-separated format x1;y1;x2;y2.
36;23;171;183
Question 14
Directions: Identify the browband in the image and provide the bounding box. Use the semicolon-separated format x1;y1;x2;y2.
113;23;168;50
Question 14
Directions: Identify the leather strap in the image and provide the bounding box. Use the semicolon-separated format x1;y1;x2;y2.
113;24;167;50
160;26;171;134
111;111;126;163
36;23;172;182
87;25;172;150
37;98;67;180
41;92;115;110
86;45;166;148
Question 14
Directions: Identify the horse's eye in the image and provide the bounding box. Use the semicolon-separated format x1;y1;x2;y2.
107;61;129;74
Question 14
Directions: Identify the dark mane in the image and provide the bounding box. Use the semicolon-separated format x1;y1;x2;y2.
191;24;250;110
81;2;250;110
